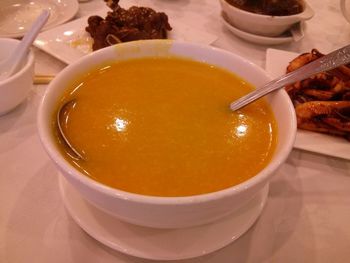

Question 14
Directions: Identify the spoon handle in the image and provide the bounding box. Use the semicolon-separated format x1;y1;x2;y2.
230;44;350;111
8;10;50;76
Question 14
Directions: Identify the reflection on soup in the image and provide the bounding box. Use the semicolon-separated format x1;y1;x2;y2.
54;57;277;197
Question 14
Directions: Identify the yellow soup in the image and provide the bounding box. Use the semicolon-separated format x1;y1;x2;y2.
54;56;277;197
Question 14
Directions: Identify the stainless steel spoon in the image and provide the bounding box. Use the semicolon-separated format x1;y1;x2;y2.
230;44;350;111
57;99;85;160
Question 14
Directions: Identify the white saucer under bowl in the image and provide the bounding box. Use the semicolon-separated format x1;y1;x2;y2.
221;12;299;45
59;175;269;260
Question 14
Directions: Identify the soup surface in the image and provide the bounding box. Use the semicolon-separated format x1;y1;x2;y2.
55;56;277;197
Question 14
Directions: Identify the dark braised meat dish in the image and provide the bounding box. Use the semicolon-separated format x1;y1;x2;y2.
86;0;172;51
226;0;303;16
285;49;350;140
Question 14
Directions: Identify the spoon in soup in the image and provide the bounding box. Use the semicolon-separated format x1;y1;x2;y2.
57;99;86;160
230;44;350;111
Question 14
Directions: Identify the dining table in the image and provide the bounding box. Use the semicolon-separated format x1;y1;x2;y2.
1;0;350;262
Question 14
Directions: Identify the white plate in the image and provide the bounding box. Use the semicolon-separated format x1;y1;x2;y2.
221;12;297;45
266;48;350;160
0;0;79;38
59;175;268;260
34;10;218;64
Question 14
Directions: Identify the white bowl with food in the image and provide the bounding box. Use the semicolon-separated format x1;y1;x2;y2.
37;39;296;229
0;38;34;115
219;0;314;37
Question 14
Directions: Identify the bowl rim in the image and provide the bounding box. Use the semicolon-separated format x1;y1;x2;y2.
0;38;35;86
219;0;314;21
37;39;296;205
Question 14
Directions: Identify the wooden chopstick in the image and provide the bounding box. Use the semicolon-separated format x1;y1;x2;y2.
34;74;55;85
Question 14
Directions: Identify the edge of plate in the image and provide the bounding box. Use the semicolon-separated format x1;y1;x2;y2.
266;48;350;160
0;0;79;38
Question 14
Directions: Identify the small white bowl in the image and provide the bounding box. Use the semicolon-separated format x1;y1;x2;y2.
0;38;34;115
221;12;296;45
219;0;314;37
38;40;296;229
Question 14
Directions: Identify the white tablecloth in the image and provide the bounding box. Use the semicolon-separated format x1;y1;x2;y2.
1;0;350;262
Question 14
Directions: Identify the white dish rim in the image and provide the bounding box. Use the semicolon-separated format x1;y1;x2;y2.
0;0;79;38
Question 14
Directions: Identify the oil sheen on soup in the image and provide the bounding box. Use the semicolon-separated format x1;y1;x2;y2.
55;57;278;197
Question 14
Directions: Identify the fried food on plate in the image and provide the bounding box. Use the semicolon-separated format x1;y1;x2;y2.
285;49;350;140
86;0;172;51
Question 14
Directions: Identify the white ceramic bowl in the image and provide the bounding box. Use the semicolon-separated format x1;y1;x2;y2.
219;0;314;37
0;38;34;115
38;40;296;229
